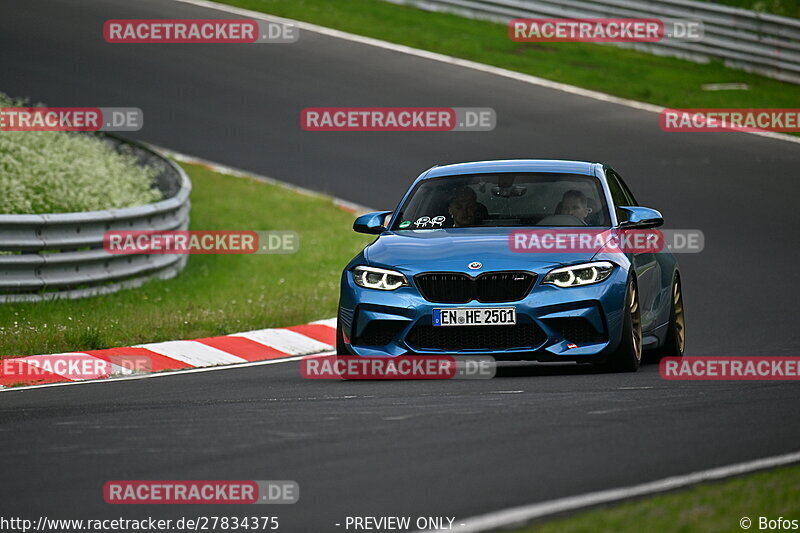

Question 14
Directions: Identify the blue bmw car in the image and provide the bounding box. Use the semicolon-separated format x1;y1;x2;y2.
337;160;685;372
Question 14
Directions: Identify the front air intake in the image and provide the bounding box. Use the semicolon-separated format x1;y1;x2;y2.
414;271;536;303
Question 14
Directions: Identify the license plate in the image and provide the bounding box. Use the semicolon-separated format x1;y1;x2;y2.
433;308;516;326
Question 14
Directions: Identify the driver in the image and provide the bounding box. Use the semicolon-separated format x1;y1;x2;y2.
557;190;593;223
448;187;482;227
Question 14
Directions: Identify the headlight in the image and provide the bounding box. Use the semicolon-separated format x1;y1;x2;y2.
352;266;409;291
542;261;615;288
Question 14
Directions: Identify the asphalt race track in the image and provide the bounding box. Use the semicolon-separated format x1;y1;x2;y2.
1;0;800;531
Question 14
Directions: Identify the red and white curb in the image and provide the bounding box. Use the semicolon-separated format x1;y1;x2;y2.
0;318;336;390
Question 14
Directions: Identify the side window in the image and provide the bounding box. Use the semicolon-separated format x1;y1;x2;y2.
605;169;630;212
611;169;638;206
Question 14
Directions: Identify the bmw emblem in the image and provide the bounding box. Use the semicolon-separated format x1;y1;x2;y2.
468;262;482;270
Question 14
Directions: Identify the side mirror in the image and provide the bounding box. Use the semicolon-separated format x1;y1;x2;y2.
618;206;664;229
353;211;392;235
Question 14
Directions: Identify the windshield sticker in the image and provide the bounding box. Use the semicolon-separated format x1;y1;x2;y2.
414;216;447;228
399;220;411;228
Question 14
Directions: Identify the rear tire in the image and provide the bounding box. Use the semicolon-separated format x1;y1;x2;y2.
607;279;643;373
651;275;685;360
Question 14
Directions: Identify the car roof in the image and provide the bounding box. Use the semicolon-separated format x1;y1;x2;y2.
423;159;599;179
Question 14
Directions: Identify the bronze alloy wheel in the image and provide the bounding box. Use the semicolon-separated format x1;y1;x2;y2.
673;277;685;354
630;282;642;361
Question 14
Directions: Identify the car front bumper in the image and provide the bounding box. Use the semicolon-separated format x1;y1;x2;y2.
338;266;629;359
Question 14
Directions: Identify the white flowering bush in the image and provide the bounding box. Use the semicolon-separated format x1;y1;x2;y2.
0;92;162;214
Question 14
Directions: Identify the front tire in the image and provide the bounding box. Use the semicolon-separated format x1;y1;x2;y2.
607;279;643;372
335;319;349;355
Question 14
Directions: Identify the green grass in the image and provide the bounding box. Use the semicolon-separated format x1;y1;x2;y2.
0;92;162;214
0;162;373;357
699;0;799;18
513;464;800;533
215;0;798;110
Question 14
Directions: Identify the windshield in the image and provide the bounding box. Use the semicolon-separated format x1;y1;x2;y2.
391;173;611;230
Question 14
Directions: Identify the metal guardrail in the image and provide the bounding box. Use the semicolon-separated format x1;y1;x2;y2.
386;0;800;84
0;135;191;302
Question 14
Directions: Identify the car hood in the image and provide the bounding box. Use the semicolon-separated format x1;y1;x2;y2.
365;228;599;272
